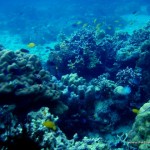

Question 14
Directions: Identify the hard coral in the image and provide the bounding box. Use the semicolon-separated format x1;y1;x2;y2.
47;28;104;78
0;50;65;116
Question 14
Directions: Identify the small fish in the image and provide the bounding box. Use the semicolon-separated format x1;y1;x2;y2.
56;66;58;70
114;20;120;23
76;21;82;25
132;10;138;15
107;26;112;30
82;23;88;28
27;42;36;48
96;23;101;30
20;48;29;53
118;24;123;27
115;27;120;30
93;19;97;24
132;108;139;114
45;46;51;49
72;23;78;28
71;21;82;28
129;21;135;25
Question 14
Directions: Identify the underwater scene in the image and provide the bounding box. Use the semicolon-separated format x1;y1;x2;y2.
0;0;150;149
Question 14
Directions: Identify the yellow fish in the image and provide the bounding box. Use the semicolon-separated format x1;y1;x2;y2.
132;108;139;114
27;42;36;48
43;120;57;131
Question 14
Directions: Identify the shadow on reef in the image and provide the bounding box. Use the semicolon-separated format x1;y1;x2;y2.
57;109;93;139
57;101;136;140
0;127;41;150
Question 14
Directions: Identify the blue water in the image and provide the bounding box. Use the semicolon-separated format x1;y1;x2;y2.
0;0;149;45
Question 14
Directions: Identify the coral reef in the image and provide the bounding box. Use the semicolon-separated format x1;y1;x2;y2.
0;19;150;150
